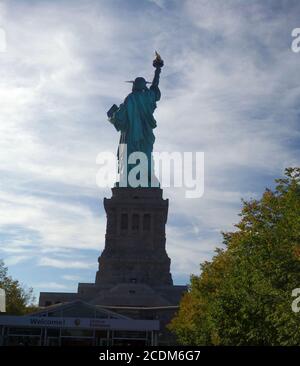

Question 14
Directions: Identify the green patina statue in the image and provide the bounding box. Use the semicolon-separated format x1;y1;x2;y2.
107;52;164;187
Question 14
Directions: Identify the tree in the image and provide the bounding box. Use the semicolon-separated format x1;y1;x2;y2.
169;168;300;345
0;260;36;315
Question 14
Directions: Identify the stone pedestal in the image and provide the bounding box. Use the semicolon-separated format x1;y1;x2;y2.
39;187;187;344
95;187;173;287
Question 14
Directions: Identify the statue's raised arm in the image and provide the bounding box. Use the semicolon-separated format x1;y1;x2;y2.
150;51;164;101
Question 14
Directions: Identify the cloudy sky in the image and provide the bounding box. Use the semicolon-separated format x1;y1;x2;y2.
0;0;299;299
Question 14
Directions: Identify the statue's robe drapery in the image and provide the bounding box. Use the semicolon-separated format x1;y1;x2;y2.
110;84;161;185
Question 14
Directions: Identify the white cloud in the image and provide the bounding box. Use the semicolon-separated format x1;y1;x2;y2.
3;255;31;266
62;274;81;281
147;0;166;9
38;257;94;269
0;189;105;251
33;282;69;290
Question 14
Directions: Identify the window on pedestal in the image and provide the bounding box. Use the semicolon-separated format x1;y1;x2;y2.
143;214;151;231
132;214;139;231
121;213;128;230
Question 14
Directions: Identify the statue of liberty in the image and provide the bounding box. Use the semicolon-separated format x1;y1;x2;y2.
107;52;164;187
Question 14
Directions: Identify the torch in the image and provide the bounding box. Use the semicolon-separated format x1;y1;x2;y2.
153;51;164;68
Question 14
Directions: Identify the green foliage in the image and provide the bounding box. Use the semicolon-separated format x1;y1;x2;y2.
169;168;300;345
0;260;36;315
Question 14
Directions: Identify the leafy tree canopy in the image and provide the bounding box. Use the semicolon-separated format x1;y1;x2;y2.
0;260;36;315
169;168;300;345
